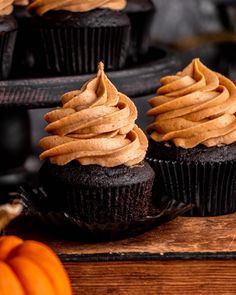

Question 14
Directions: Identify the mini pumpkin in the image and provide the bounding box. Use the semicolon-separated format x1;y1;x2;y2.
0;235;73;295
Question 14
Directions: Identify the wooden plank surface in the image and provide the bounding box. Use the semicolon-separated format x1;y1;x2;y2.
64;260;236;295
6;212;236;294
7;213;236;259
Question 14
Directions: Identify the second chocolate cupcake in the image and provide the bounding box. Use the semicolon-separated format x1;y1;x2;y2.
38;62;154;225
147;58;236;216
28;0;130;76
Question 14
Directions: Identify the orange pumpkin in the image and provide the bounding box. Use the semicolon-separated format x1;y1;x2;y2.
0;236;73;295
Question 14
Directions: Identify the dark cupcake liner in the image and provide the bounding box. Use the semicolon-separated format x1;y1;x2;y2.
18;185;192;241
127;10;154;59
31;26;130;76
147;157;236;216
0;30;17;79
12;18;34;78
37;180;154;224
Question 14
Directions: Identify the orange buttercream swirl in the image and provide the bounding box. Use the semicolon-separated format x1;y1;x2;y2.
0;0;14;15
39;62;147;167
147;58;236;149
28;0;126;16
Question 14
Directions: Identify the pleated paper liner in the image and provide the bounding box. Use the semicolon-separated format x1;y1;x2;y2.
38;161;155;224
39;180;154;224
147;157;236;216
18;185;192;242
12;18;34;77
0;30;17;79
125;5;155;60
31;25;130;76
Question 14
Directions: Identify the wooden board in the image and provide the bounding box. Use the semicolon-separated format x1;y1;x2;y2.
6;213;236;294
8;213;236;259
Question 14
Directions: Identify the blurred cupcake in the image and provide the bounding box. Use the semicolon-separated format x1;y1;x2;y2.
12;0;34;77
124;0;155;61
147;58;236;216
14;0;29;15
38;62;154;225
0;0;17;79
27;0;130;76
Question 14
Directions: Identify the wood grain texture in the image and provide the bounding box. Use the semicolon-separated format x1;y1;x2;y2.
6;212;236;258
64;261;236;295
6;213;236;294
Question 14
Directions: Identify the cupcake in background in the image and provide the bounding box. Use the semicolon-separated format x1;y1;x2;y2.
27;0;130;76
38;62;154;226
124;0;155;61
14;0;29;16
147;58;236;216
0;0;17;79
12;0;34;77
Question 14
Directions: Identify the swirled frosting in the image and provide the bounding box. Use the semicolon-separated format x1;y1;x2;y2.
14;0;28;6
147;58;236;149
39;62;147;167
28;0;127;16
0;0;14;15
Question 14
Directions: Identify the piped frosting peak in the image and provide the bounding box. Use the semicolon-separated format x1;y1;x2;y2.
147;58;236;149
39;62;147;167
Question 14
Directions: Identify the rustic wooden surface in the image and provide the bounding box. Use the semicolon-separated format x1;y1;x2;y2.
6;213;236;294
8;213;236;256
65;261;236;295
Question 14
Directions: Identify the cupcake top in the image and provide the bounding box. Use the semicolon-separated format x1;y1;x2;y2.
14;0;28;6
39;62;148;167
147;58;236;149
0;0;14;15
28;0;127;16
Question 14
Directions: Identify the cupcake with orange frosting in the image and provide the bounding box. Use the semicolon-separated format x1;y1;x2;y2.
27;0;130;76
38;62;154;225
147;58;236;216
0;0;17;79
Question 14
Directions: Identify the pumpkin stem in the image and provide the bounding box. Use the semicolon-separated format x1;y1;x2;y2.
0;200;23;233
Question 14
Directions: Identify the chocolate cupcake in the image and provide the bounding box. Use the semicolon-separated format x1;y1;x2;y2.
147;58;236;216
12;0;34;77
13;0;29;16
0;0;17;79
38;62;154;226
27;0;130;76
124;0;155;60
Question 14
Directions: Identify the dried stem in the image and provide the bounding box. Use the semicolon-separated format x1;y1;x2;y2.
0;200;23;232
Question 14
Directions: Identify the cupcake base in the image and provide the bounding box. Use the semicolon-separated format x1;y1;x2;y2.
29;9;130;75
147;158;236;216
125;0;155;60
12;6;34;78
0;15;17;79
39;160;155;224
19;185;192;242
147;140;236;216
